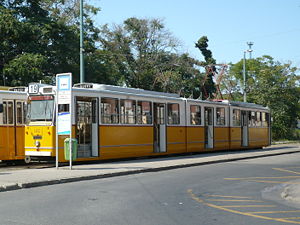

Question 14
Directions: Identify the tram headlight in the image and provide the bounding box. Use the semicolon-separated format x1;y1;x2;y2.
35;140;41;147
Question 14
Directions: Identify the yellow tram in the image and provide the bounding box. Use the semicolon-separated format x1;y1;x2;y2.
0;87;27;161
24;83;271;162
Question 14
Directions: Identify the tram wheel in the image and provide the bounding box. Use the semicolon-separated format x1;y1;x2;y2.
24;156;31;164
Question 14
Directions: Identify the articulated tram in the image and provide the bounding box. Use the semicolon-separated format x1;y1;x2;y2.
0;88;27;161
24;83;271;162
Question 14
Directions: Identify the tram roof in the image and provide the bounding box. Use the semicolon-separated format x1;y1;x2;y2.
222;100;269;110
31;82;269;110
186;98;269;110
73;83;180;98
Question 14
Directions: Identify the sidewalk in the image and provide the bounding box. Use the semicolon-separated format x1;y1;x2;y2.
0;144;299;196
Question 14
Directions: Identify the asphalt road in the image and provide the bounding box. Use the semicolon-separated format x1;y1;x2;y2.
1;152;300;225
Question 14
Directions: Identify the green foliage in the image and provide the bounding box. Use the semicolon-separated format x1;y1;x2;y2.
99;17;201;95
229;56;300;140
0;0;100;85
195;36;217;99
3;53;49;85
195;36;216;65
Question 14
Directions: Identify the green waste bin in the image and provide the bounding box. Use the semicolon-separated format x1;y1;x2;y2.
64;138;78;161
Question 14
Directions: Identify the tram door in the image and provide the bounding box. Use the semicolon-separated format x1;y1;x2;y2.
204;107;214;149
15;101;26;157
2;101;15;158
1;100;25;159
153;103;166;153
75;97;99;158
241;110;249;147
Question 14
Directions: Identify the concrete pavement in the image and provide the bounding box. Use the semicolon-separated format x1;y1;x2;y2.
1;143;300;205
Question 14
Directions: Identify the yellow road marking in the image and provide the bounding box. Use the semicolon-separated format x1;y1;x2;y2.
273;168;300;175
187;189;300;224
248;210;300;214
244;179;300;184
206;199;264;202
280;217;300;220
225;176;300;180
203;194;251;199
221;205;276;208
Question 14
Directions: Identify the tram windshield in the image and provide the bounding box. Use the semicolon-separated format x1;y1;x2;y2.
27;96;54;122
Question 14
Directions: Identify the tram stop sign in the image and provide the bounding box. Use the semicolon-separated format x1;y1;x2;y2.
56;73;73;169
56;73;72;135
57;73;72;105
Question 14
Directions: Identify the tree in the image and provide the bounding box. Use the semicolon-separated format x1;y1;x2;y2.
3;53;49;85
195;36;217;99
230;55;300;140
99;17;181;90
0;0;101;85
0;2;50;85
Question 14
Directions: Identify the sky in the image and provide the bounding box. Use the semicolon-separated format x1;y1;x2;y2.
90;0;300;67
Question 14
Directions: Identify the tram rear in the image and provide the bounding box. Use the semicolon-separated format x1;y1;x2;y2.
0;88;27;162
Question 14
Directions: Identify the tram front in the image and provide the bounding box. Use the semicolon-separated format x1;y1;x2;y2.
25;84;56;162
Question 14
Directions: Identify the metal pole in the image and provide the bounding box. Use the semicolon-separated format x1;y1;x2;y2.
69;91;73;170
55;89;59;169
80;0;84;83
243;51;246;102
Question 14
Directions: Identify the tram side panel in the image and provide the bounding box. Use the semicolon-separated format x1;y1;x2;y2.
99;125;153;160
186;126;205;152
0;126;12;160
15;125;25;158
167;126;187;154
214;127;230;150
248;111;270;148
248;127;269;148
229;127;242;150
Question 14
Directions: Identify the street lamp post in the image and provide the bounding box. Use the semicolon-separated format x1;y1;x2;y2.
242;49;253;102
80;0;84;83
243;51;246;102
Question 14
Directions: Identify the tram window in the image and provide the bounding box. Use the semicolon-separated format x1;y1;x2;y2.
3;102;7;124
0;104;3;113
250;111;256;127
216;107;225;126
7;101;14;125
167;103;180;125
262;112;268;127
101;98;119;124
266;113;270;127
232;109;241;126
256;112;262;127
16;102;23;124
23;102;27;124
155;103;165;125
120;99;136;124
137;101;152;124
190;105;201;125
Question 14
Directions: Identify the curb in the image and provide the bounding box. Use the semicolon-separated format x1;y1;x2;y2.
1;149;300;193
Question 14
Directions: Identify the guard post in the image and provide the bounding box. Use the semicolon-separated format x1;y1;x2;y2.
56;73;73;170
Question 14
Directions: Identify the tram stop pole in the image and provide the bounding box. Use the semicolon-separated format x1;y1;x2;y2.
56;73;73;170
